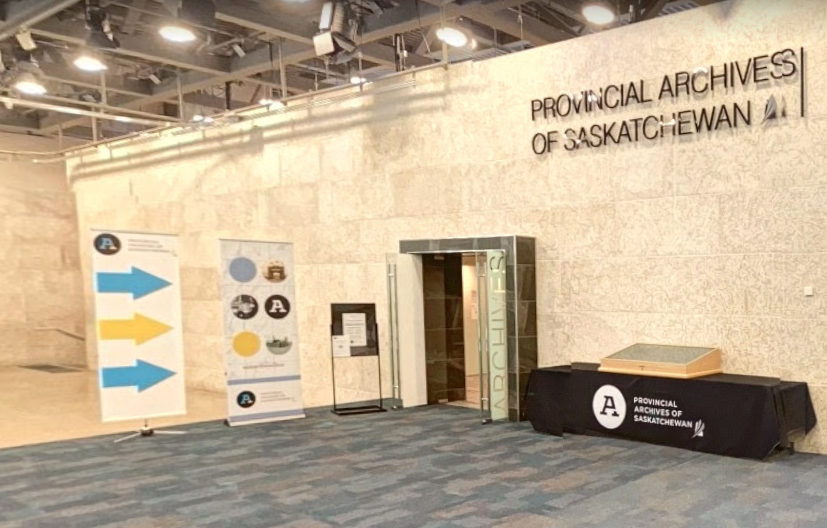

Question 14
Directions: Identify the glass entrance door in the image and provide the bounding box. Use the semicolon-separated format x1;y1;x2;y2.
475;250;507;423
386;250;507;422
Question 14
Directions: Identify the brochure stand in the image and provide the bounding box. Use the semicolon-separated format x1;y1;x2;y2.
330;323;387;415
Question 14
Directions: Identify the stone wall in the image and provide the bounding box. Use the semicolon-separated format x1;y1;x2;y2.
0;133;84;367
68;0;827;452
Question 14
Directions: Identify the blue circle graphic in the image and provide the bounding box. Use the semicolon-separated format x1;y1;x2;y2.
229;257;257;283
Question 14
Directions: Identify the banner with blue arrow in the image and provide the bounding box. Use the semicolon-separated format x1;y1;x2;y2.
102;360;176;393
96;267;171;299
92;229;185;422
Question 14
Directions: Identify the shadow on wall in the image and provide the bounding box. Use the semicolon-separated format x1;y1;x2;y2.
68;84;464;181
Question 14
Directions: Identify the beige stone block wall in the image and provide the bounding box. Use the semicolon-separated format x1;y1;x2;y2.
0;133;84;366
68;0;827;451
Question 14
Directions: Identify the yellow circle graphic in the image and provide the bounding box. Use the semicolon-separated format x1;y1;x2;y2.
233;332;261;357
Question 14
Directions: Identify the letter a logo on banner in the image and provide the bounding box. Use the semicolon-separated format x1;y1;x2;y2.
601;395;619;417
592;385;626;430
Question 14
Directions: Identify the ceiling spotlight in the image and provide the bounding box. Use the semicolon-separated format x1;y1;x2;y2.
269;100;285;111
231;44;246;58
192;114;205;122
159;24;197;43
582;3;616;25
436;26;469;48
259;97;274;106
148;74;162;85
74;53;107;72
350;75;366;85
14;72;47;95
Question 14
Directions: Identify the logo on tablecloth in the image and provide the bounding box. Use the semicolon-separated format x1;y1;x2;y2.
592;385;626;430
692;420;705;438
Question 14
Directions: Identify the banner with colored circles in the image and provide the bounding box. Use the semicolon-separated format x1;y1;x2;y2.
220;239;304;426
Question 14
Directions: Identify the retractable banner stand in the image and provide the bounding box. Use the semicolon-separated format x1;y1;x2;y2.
220;240;304;426
92;230;185;422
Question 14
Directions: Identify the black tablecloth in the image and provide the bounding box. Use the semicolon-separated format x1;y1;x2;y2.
525;363;816;460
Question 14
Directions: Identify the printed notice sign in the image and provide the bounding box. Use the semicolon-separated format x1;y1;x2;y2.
332;335;350;358
343;313;367;347
330;304;378;357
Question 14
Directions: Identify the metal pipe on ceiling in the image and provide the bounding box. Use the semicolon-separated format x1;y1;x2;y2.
69;79;419;179
0;90;187;121
0;96;182;128
1;61;445;163
0;0;84;42
104;0;238;39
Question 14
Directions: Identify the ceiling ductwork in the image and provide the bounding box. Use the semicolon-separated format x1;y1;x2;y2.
0;0;722;141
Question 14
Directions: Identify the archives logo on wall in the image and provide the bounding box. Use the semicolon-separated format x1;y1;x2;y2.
592;384;626;430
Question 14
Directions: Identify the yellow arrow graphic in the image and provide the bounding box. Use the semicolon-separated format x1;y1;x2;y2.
98;313;172;345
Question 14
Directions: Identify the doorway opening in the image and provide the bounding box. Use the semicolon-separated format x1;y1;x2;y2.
386;236;537;423
421;253;481;410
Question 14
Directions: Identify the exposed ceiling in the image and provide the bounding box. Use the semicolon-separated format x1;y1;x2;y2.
0;0;723;141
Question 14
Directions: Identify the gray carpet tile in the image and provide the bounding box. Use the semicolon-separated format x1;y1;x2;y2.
1;405;826;528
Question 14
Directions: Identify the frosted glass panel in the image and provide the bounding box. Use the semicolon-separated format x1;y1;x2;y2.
607;344;716;365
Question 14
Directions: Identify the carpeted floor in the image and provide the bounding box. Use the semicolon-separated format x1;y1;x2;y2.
1;405;826;528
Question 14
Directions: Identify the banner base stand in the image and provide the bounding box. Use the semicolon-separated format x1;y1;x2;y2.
114;420;186;443
332;405;387;416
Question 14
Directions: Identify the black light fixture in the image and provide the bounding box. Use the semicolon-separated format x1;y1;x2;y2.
179;0;216;26
85;4;120;49
314;1;359;64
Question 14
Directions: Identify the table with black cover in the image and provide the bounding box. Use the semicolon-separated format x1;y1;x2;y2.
525;363;816;460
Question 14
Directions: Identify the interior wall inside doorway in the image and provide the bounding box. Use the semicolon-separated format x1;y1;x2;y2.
462;255;480;405
420;253;484;407
423;254;465;404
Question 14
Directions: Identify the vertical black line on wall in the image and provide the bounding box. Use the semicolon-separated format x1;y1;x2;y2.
800;46;806;118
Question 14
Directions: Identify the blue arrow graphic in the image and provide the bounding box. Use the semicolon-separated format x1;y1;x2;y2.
101;360;176;392
96;267;171;299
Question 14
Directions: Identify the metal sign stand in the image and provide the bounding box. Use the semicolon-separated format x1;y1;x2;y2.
114;419;186;443
330;323;387;416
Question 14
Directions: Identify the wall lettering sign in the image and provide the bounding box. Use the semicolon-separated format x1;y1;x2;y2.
531;47;806;154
